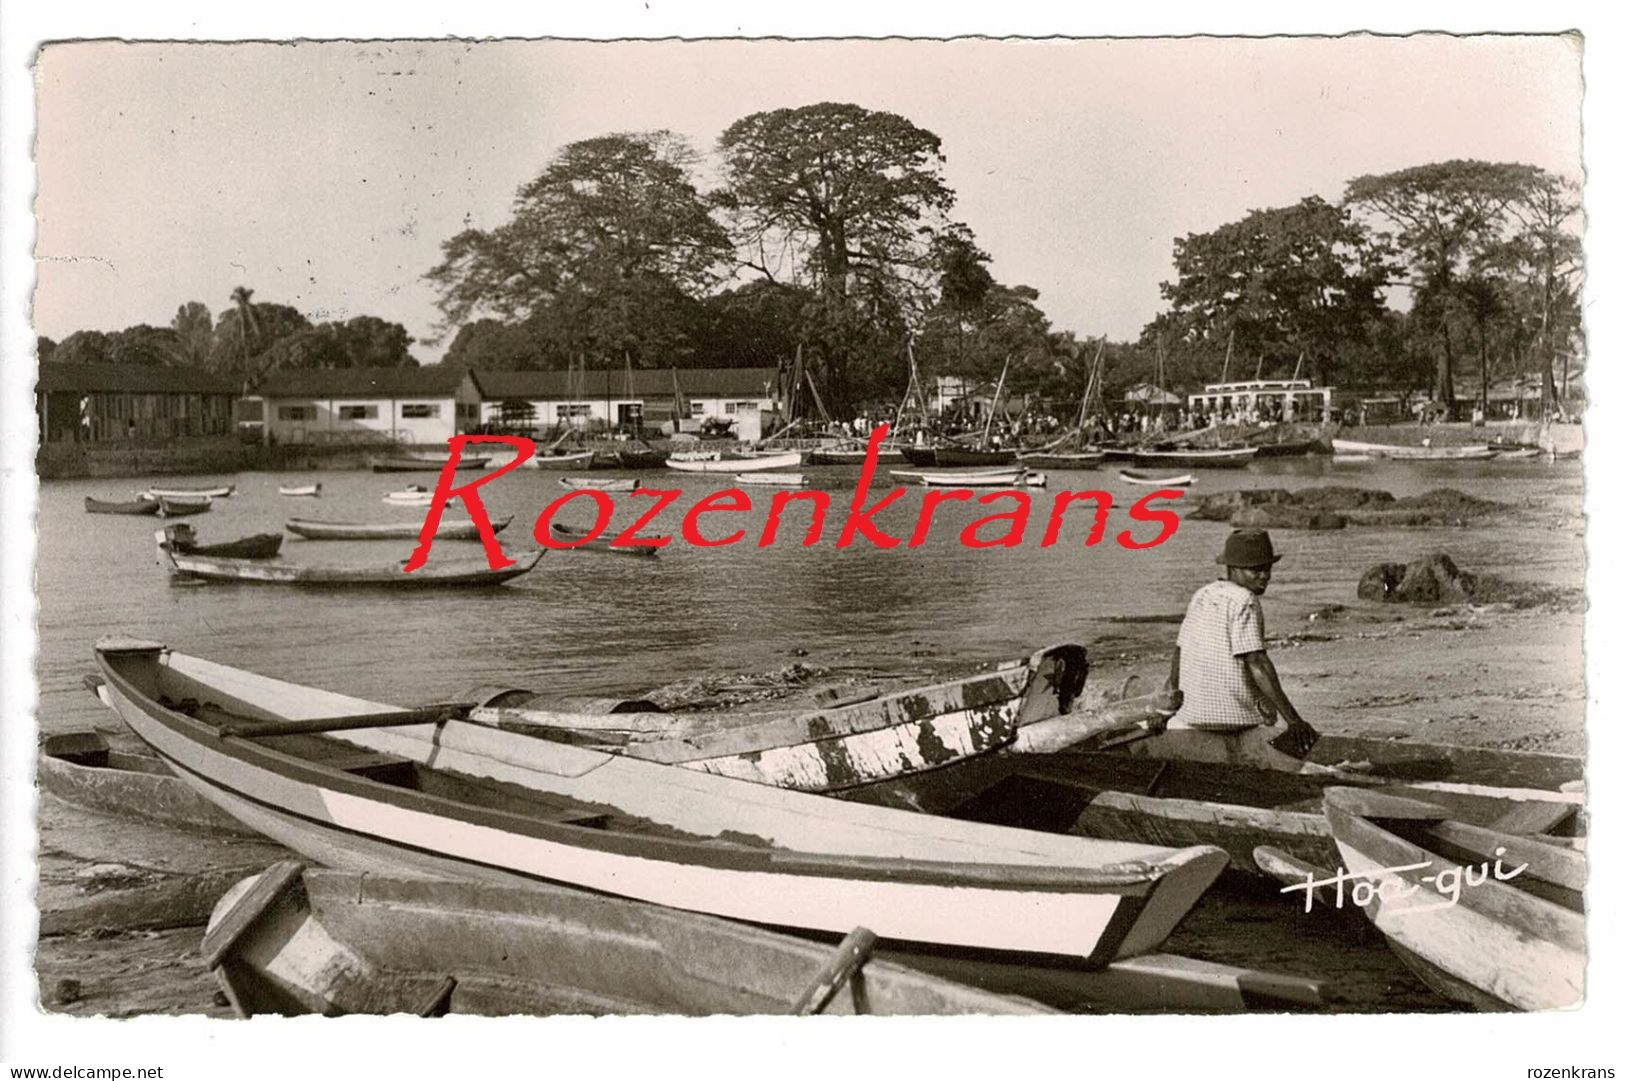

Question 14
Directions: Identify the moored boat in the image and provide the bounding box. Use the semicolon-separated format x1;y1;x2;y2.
1330;439;1496;462
278;484;322;497
142;484;236;499
85;496;161;516
383;485;433;505
203;861;1051;1017
547;522;658;557
1120;470;1194;487
665;450;804;473
157;539;541;587
157;495;213;517
93;638;1228;966
1017;450;1106;469
614;447;669;469
1129;447;1258;469
730;471;809;487
892;470;1046;488
523;449;596;470
1322;787;1584;1011
40;727;256;836
560;476;639;492
159;524;284;560
806;443;906;465
371;454;492;473
285;516;513;541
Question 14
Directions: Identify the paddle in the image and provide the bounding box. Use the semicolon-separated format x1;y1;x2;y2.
215;703;475;739
793;927;878;1015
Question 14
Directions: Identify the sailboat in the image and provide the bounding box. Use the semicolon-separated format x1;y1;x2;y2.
1020;338;1108;469
900;349;1018;467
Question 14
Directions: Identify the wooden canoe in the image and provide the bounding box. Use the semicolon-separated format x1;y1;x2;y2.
203;861;1050;1016
666;450;804;473
559;476;639;492
85;496;161;516
1017;450;1106;469
157;496;213;517
93;638;1227;965
806;444;906;465
614;447;668;469
285;516;513;541
1119;470;1194;487
547;522;658;557
383;487;433;505
523;450;596;470
278;484;322;497
730;471;809;487
157;540;542;587
892;469;1046;488
39;727;257;836
1129;447;1257;469
143;484;236;499
1323;787;1585;1011
1330;439;1497;461
965;727;1583;874
160;526;284;560
371;455;492;473
935;446;1019;467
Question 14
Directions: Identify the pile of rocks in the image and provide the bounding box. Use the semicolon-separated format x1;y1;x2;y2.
1189;486;1505;530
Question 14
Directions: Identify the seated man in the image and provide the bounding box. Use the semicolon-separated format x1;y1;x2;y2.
1164;528;1318;756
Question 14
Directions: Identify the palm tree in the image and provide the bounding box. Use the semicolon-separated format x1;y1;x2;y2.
230;286;261;391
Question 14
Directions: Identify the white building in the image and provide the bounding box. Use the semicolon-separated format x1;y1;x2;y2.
471;367;778;442
1185;379;1334;422
257;367;481;446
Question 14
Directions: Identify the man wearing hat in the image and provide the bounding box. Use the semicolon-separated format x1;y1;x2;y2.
1164;528;1318;755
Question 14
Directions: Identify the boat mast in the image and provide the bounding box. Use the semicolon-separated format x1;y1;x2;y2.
980;354;1011;448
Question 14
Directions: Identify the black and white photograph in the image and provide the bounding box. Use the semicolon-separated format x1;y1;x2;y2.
0;7;1617;1078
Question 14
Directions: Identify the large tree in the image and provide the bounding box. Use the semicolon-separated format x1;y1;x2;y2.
170;302;214;367
426;132;731;368
716;103;959;411
1344;160;1542;407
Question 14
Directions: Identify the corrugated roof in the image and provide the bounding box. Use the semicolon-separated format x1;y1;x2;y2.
471;367;777;400
35;362;238;395
258;366;470;399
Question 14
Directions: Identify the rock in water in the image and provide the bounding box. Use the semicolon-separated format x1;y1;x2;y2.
1394;552;1478;603
1187;488;1294;522
1291;486;1395;510
1358;562;1408;602
1233;505;1346;530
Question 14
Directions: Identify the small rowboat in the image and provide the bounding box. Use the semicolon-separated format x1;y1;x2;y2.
559;476;639;492
1129;447;1257;469
204;862;1050;1017
93;638;1227;967
523;450;596;470
286;516;512;541
40;726;256;836
1120;470;1194;487
1330;439;1497;462
547;522;657;557
730;471;809;487
371;455;492;473
143;484;236;499
665;450;804;473
85;496;161;516
157;495;213;517
278;484;322;497
1323;787;1584;1011
159;525;284;560
157;539;542;587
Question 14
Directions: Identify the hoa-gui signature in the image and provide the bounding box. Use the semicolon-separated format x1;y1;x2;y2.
1279;847;1528;916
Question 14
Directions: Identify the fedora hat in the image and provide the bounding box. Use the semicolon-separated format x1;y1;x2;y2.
1216;528;1283;568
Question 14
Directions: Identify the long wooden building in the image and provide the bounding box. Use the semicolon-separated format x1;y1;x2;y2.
35;362;238;444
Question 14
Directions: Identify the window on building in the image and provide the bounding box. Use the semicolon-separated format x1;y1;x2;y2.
690;401;706;417
338;404;379;420
278;405;316;421
401;403;441;419
726;401;758;414
616;402;644;425
554;403;592;419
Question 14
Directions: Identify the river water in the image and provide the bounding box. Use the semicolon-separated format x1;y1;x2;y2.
31;456;1583;736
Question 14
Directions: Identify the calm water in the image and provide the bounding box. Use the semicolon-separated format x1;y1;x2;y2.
31;457;1584;735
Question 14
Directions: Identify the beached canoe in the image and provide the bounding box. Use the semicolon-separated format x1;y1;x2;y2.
157;496;213;517
1330;439;1497;461
666;450;804;473
85;496;161;516
371;455;492;473
1129;447;1258;469
159;524;284;560
40;726;257;836
278;484;322;497
143;484;236;499
93;638;1227;965
547;522;658;557
1322;787;1585;1011
559;476;639;492
1119;470;1194;487
285;516;513;541
203;861;1050;1017
157;537;542;587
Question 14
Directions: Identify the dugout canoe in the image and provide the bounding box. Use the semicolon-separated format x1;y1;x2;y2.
898;446;1018;468
284;516;513;541
278;484;322;497
614;447;668;469
371;455;492;473
203;861;1050;1017
40;726;257;836
1323;787;1585;1011
665;450;804;473
1119;470;1194;488
1129;447;1257;469
559;476;639;492
547;522;658;557
523;450;596;470
92;637;1227;965
1017;450;1106;470
157;538;541;588
85;496;161;516
157;496;213;517
159;524;285;560
1329;439;1497;462
143;484;236;499
961;727;1584;874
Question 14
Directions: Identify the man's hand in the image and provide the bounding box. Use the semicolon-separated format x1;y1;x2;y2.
1269;719;1320;759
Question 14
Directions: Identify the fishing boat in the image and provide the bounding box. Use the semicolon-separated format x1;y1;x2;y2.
1322;787;1584;1011
1120;470;1194;488
730;472;809;488
560;476;639;492
278;484;322;497
666;450;804;473
614;447;668;469
896;469;1046;488
84;496;160;516
1129;447;1258;469
1330;439;1497;462
806;443;906;466
524;449;596;470
547;522;657;558
92;638;1227;966
1018;450;1106;470
285;516;514;541
203;861;1049;1017
1248;438;1322;458
157;539;541;587
142;484;236;499
984;739;1583;875
159;524;284;560
371;454;492;473
40;726;256;836
157;495;213;517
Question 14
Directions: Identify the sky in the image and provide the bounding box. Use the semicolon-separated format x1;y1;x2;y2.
31;34;1583;364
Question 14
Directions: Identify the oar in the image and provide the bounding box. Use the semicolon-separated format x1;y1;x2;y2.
793;927;878;1015
216;703;475;739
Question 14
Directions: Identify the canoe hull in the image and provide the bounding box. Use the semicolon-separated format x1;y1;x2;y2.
162;548;541;586
1017;452;1105;469
85;497;160;516
1330;439;1496;461
1129;449;1257;469
666;451;804;473
371;456;491;472
286;516;512;541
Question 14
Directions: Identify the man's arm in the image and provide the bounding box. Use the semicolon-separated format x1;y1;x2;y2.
1240;650;1316;735
1166;645;1180;691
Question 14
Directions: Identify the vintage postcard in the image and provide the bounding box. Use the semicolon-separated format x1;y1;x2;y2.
0;12;1614;1079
